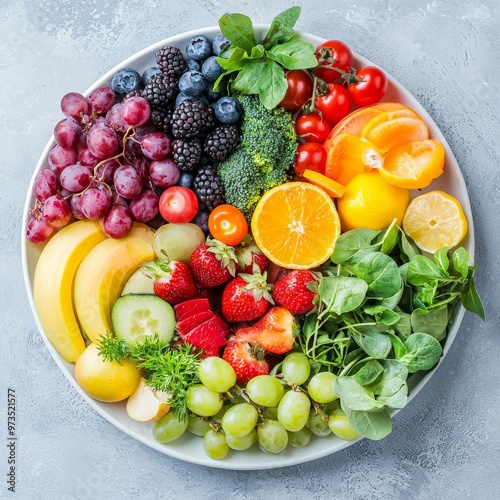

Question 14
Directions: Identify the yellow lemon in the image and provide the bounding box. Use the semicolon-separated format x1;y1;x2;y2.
337;170;411;232
75;343;142;403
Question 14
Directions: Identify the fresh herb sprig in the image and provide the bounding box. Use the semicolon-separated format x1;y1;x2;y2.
97;334;201;419
214;7;318;109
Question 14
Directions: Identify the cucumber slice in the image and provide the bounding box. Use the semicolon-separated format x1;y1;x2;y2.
111;294;175;345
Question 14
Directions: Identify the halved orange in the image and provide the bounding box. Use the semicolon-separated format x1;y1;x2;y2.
251;182;341;269
325;133;382;186
403;190;468;254
361;109;429;154
379;139;445;189
302;169;346;198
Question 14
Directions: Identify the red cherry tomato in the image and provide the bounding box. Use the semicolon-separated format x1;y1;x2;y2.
294;143;327;176
295;112;330;143
314;40;353;83
159;186;198;223
348;66;388;107
280;70;314;112
315;83;352;126
208;204;248;246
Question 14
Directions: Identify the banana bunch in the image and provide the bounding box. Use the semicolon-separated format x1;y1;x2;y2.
33;221;155;363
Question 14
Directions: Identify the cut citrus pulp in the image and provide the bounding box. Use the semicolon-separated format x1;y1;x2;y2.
403;190;468;254
302;169;345;198
379;139;445;189
251;182;341;269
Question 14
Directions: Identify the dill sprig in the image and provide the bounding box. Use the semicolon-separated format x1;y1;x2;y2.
96;333;201;420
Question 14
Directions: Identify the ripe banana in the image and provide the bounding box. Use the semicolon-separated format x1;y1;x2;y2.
74;235;155;343
33;220;106;363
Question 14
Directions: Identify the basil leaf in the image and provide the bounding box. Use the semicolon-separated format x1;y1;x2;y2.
399;333;443;373
452;247;470;280
262;6;301;48
218;13;256;52
319;276;368;315
342;404;393;440
348;324;392;359
331;228;382;264
407;255;444;286
232;59;267;95
242;44;266;60
256;60;288;109
462;268;486;320
216;46;247;71
334;377;386;412
353;252;402;298
266;39;318;70
410;306;448;341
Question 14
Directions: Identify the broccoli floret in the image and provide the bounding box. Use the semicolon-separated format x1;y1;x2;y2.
217;95;298;220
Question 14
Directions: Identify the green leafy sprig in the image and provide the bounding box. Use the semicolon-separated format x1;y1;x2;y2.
215;7;318;109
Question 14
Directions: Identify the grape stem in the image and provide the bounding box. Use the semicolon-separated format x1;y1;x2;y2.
227;385;267;422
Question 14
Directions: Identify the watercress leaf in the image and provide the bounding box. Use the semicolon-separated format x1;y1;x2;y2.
434;246;450;274
462;268;486;320
262;6;301;48
319;276;368;315
342;403;393;440
377;383;408;410
378;285;404;310
343;347;365;368
394;311;412;340
452;247;470;280
389;333;407;359
399;229;420;263
231;59;267;94
216;46;247;70
410;306;448;341
348;324;392;359
256;59;288;109
218;13;256;52
399;333;443;373
353;252;402;298
380;219;400;255
353;360;384;386
266;39;318;70
334;376;386;411
302;312;318;341
367;306;401;326
331;228;381;264
407;255;444;286
374;359;408;397
418;281;438;306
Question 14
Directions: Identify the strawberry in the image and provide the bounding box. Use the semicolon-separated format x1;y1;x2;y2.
221;269;273;323
142;260;198;305
190;238;238;288
235;235;269;274
174;297;211;321
235;307;296;355
271;270;319;315
183;315;231;358
223;339;269;383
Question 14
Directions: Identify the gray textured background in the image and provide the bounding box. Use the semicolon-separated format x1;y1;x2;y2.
1;0;499;498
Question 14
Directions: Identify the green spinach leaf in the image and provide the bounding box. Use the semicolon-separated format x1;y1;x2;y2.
319;276;368;315
462;268;486;320
333;376;386;411
353;252;402;298
342;403;393;440
399;333;443;373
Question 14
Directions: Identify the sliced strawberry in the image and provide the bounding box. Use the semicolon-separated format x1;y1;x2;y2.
235;307;296;355
271;270;319;315
174;298;211;321
182;315;231;358
222;339;269;384
176;310;215;339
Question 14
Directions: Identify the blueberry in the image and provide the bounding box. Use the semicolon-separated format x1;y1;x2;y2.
178;70;207;97
204;85;222;103
202;56;223;83
192;210;210;235
178;171;194;188
212;33;231;56
142;66;162;86
214;96;242;124
175;93;209;109
111;68;142;95
186;35;212;61
185;58;201;72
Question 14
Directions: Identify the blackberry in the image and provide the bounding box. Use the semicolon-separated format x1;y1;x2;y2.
171;99;214;139
172;138;202;172
151;107;173;134
193;165;225;211
203;124;239;162
124;89;144;101
155;46;188;78
142;74;179;110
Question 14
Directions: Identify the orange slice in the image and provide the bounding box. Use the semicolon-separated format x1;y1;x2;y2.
379;139;445;189
251;182;341;269
403;190;468;254
361;110;429;154
302;169;346;198
325;133;382;186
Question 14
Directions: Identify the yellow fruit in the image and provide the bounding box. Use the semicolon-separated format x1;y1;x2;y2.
75;343;142;403
403;190;468;254
74;236;155;343
337;171;411;232
251;182;341;269
33;220;106;363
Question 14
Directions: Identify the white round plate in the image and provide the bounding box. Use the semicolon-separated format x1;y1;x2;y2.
21;25;473;470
